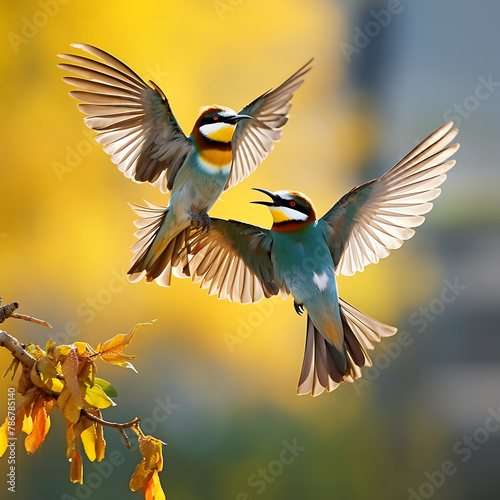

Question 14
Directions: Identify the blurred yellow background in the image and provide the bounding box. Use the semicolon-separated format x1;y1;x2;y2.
1;1;499;499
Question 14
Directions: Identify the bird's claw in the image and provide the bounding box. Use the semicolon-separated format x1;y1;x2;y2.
200;213;212;233
294;301;305;316
189;211;202;229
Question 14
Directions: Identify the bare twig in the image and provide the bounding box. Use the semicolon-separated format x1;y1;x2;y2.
0;330;36;368
10;312;52;329
81;409;141;449
0;298;52;328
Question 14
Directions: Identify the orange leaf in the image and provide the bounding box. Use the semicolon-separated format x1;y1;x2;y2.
141;470;166;500
15;387;39;435
97;322;154;358
24;395;52;455
70;448;83;484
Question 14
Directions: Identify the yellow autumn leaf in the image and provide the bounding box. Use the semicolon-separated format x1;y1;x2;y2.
55;344;73;361
84;408;106;462
61;348;84;408
15;387;39;435
99;352;138;372
70;448;83;484
31;357;64;394
139;435;164;472
22;414;33;435
57;386;81;424
74;341;96;357
81;423;97;462
97;321;154;359
84;384;116;409
0;419;8;457
130;459;153;491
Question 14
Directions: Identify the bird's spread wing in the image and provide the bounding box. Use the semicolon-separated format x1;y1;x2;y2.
320;122;460;276
58;43;194;193
225;59;313;191
186;220;286;304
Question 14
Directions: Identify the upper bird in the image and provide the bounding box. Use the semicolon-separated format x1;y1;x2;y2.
164;122;459;396
58;43;312;285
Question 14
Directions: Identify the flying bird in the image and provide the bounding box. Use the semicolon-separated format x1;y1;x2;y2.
152;122;459;396
58;43;312;285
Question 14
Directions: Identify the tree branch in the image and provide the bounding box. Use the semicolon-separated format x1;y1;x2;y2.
81;409;141;449
0;330;36;368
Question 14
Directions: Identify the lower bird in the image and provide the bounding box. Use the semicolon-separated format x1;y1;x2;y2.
133;121;459;396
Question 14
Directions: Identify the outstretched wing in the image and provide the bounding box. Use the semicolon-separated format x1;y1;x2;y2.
320;121;460;276
186;220;287;304
58;43;194;193
225;59;313;191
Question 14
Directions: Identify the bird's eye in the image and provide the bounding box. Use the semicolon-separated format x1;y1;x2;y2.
213;115;219;121
290;201;296;207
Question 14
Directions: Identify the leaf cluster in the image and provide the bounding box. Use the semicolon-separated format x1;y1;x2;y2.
0;321;166;499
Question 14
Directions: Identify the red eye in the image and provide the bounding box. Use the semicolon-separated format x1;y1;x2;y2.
290;201;296;207
213;115;219;121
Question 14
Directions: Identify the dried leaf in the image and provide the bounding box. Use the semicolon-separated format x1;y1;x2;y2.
66;422;75;460
139;435;163;471
57;386;81;424
18;363;34;395
61;348;84;408
70;448;83;484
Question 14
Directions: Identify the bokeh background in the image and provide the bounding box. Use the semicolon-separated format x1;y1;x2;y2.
1;1;499;499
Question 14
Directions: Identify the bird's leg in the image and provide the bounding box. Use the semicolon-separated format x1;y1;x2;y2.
294;301;305;316
188;211;202;228
200;212;212;233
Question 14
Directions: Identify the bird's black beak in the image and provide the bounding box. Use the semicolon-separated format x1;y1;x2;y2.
251;188;279;206
226;113;253;124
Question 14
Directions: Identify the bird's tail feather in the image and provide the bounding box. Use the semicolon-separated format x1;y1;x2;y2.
297;298;397;397
128;200;191;286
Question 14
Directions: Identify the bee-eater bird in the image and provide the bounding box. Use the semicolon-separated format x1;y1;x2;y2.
58;43;312;285
154;122;459;396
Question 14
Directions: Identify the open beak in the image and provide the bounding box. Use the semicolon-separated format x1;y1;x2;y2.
251;188;279;206
226;113;253;124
